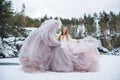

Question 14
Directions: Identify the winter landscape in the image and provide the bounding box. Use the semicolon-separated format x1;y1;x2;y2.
0;55;120;80
0;0;120;80
0;27;120;80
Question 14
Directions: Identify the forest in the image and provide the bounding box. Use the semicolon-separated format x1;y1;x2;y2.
0;0;120;52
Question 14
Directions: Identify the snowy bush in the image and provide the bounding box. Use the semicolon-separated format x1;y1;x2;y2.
98;47;110;55
110;47;120;56
0;37;25;57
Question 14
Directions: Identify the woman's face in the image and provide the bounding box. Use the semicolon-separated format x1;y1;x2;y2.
62;28;67;34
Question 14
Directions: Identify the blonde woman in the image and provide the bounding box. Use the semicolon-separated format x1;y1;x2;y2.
50;27;100;72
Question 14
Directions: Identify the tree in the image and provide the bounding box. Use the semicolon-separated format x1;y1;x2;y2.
108;11;117;34
0;0;13;40
21;3;26;26
41;14;48;22
98;11;109;36
115;12;120;33
98;11;113;50
12;3;26;27
83;14;96;35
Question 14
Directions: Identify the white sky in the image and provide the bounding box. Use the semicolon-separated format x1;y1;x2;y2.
12;0;120;18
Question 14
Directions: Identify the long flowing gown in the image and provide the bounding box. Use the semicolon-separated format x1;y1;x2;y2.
50;36;101;72
19;19;62;72
19;19;101;73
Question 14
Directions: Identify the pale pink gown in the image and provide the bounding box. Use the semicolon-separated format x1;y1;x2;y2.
50;36;100;72
19;19;62;72
19;19;100;73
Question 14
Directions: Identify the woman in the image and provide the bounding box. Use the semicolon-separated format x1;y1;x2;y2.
58;27;79;48
50;27;100;72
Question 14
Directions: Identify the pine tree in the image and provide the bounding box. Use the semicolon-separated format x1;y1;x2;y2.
0;0;13;40
83;14;96;35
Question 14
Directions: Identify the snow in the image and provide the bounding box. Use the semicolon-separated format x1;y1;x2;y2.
25;27;37;31
0;55;120;80
0;37;25;57
98;46;109;54
25;27;37;35
110;47;120;56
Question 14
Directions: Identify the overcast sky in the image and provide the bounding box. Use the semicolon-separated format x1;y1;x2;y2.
12;0;120;18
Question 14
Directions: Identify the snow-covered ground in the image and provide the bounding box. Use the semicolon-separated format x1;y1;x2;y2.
0;55;120;80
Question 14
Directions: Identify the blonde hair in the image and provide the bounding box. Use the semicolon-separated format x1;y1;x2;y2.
58;27;69;41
